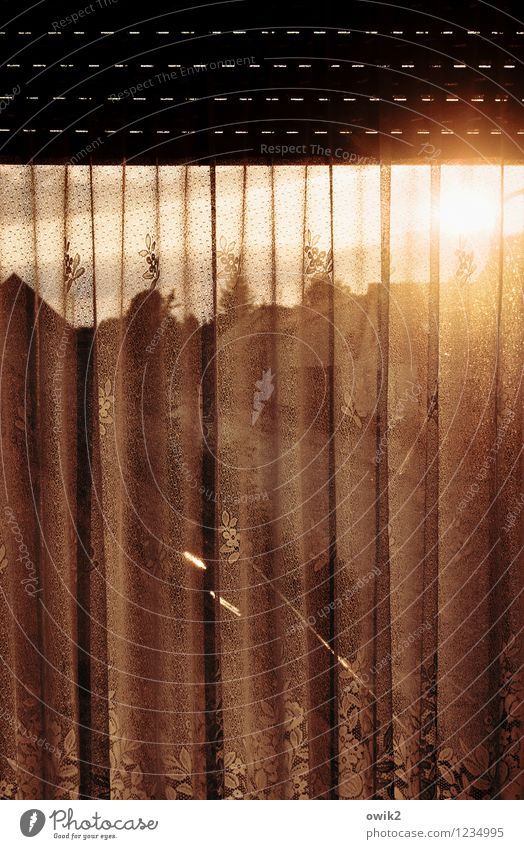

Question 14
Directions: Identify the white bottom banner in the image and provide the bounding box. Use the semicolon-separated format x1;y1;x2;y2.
1;799;523;849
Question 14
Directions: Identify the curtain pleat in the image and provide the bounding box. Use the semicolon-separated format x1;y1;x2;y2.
388;164;433;800
0;163;522;800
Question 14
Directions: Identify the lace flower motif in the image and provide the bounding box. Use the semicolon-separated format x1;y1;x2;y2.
139;233;160;288
304;229;333;277
99;379;114;437
64;242;85;293
455;240;477;285
219;510;240;564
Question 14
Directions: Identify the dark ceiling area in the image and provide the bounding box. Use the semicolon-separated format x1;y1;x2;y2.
0;0;523;163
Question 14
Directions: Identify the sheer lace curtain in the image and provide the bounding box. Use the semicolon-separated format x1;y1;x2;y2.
0;163;522;800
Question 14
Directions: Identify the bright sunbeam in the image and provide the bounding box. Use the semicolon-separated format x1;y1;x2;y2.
209;591;241;618
183;551;207;570
438;186;498;237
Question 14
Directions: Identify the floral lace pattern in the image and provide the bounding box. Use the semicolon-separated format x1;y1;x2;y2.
304;229;333;278
98;379;114;436
219;509;240;564
338;653;374;799
108;690;150;800
435;640;522;799
455;239;477;285
139;233;160;288
64;242;85;292
3;693;43;798
223;685;310;800
217;237;240;282
46;720;79;799
164;748;194;799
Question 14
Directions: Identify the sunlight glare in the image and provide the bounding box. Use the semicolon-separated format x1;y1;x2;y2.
183;551;207;570
438;185;497;237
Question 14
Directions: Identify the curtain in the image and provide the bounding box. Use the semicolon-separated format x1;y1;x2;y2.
0;163;522;801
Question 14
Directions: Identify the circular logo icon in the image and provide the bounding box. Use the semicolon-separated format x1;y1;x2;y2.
20;810;46;837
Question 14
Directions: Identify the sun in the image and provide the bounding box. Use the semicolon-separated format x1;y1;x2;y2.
438;185;498;237
438;168;524;239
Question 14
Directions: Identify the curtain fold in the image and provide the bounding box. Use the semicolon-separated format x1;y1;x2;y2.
0;163;522;800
